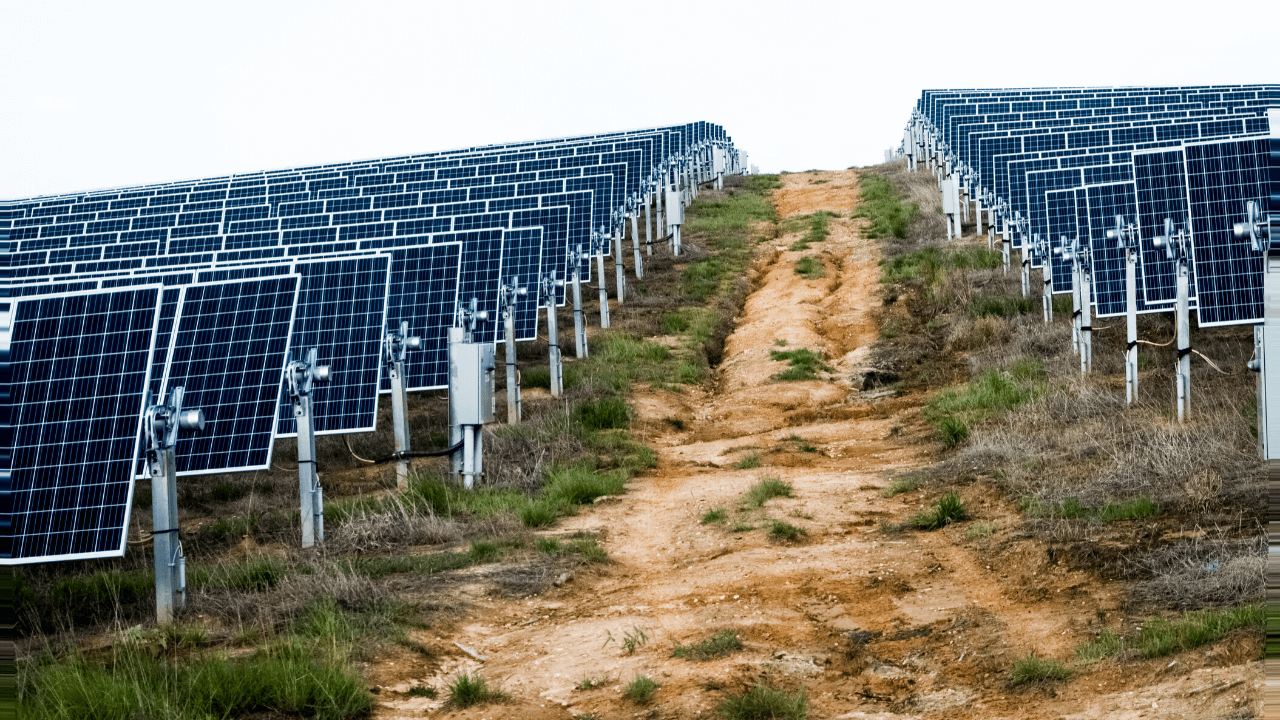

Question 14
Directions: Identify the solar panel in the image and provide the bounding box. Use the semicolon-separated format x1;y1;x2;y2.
1045;189;1079;293
1184;137;1272;326
384;241;462;392
1082;181;1159;317
1133;148;1198;305
275;254;391;437
158;275;300;475
1;286;162;564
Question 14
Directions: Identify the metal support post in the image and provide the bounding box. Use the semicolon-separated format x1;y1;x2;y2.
1080;260;1093;375
568;246;587;357
976;195;984;236
499;276;527;424
1107;216;1140;404
384;321;421;490
656;183;665;240
144;387;204;624
1037;234;1053;323
1236;201;1275;456
613;222;626;304
541;273;564;396
1156;218;1192;421
644;193;653;256
594;233;610;328
1002;224;1011;273
631;211;643;278
289;348;331;548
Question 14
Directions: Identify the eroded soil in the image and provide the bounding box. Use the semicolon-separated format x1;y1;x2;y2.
368;171;1262;719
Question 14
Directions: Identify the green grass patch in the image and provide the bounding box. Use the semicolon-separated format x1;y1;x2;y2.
672;629;743;661
1075;604;1263;661
880;476;921;498
794;255;826;279
1009;654;1074;685
718;684;808;720
188;557;289;592
623;675;659;703
574;396;630;430
447;671;507;708
784;435;818;453
769;348;830;382
701;508;728;525
965;522;994;538
742;477;794;508
407;685;438;698
879;245;1002;286
767;520;807;542
208;482;248;503
21;640;372;720
971;293;1036;318
856;175;918;240
789;211;831;250
733;452;761;470
907;492;967;531
1021;495;1160;523
924;358;1044;447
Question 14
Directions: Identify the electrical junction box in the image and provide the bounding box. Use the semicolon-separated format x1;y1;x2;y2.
739;152;748;173
713;148;726;175
666;190;684;227
449;341;496;425
941;178;957;215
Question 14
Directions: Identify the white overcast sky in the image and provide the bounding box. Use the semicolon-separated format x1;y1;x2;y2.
2;0;1273;199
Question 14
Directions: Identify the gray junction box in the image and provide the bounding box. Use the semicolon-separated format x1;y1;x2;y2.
666;190;684;227
449;342;496;425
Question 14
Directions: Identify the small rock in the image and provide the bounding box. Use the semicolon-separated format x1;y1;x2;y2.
860;370;899;390
553;572;573;587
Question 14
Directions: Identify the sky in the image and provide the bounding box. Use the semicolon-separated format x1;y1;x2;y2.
2;0;1275;199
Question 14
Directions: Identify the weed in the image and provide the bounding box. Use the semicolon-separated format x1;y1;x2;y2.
574;396;630;430
768;520;807;542
701;508;728;525
447;671;507;707
769;348;831;381
208;482;248;503
857;175;919;239
731;522;756;533
880;476;921;498
795;255;826;279
577;675;606;690
1021;495;1160;523
672;629;744;661
623;675;659;703
566;535;609;564
785;435;819;453
743;477;794;508
1009;654;1073;685
536;537;562;554
734;453;762;470
1075;604;1263;661
604;626;649;654
907;492;967;531
971;294;1036;318
924;360;1043;446
789;211;831;250
407;685;438;698
965;522;994;538
774;338;788;346
719;684;808;720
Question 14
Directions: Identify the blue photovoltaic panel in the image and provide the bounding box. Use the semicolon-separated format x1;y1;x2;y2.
496;226;543;343
276;254;391;437
454;229;507;346
1133;148;1197;306
1026;168;1082;267
160;276;300;475
1045;189;1078;293
1084;182;1157;318
1;286;161;564
1184;138;1271;326
384;241;462;392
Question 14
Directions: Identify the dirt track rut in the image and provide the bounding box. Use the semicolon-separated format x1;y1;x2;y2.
370;170;1261;720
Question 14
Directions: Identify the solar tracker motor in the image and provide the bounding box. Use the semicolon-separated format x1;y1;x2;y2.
500;277;529;424
1154;218;1193;420
1107;216;1141;404
1235;201;1274;455
143;386;204;624
448;327;497;490
384;321;422;490
288;348;331;548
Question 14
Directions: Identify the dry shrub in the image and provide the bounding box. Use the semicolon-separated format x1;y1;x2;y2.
191;561;386;633
325;496;463;553
1128;535;1264;610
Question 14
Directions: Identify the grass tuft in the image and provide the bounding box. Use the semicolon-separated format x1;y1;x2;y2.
447;671;507;707
734;453;761;470
718;684;808;720
769;349;830;382
701;508;728;525
672;629;743;661
880;476;921;498
907;492;967;531
1009;654;1073;685
1075;604;1263;661
794;256;826;279
623;675;659;704
857;175;919;240
767;520;807;542
742;478;794;508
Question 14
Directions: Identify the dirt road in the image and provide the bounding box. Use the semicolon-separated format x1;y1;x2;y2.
369;171;1260;719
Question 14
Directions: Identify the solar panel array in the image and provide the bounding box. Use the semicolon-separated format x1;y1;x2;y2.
1;121;745;563
901;86;1278;328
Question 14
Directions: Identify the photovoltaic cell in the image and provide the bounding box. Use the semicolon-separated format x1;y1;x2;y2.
1;286;161;564
160;276;299;475
497;226;544;343
384;241;462;392
1045;189;1078;293
1083;182;1156;317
